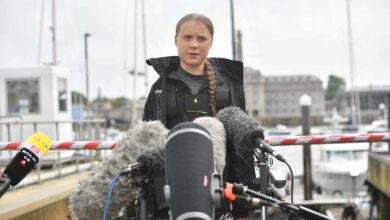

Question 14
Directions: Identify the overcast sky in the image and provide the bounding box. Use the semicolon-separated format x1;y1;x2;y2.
1;0;389;100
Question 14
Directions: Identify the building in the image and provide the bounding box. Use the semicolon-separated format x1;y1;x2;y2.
243;67;265;119
0;66;72;141
104;98;146;130
263;75;326;126
331;85;390;124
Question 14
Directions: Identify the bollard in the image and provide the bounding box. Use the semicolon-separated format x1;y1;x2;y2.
300;94;313;200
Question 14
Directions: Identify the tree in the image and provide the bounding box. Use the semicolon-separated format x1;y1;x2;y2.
325;74;345;101
111;96;128;108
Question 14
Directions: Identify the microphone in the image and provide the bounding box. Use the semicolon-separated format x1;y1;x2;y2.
135;116;227;180
68;120;168;220
164;122;216;220
136;146;165;179
193;116;226;175
0;131;52;198
218;106;286;162
258;139;286;162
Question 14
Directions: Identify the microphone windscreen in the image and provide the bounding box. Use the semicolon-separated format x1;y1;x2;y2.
193;116;226;175
137;146;165;178
164;122;215;220
69;121;168;220
218;106;264;150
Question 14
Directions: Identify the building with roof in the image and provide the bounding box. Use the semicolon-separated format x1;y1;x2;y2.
263;75;326;126
331;85;390;124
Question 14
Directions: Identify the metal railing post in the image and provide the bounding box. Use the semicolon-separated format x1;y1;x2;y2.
103;120;108;158
75;121;81;173
0;123;2;141
18;120;23;143
6;123;11;141
6;123;12;160
387;93;390;152
87;121;93;162
55;122;62;178
33;122;37;133
32;122;42;184
94;121;101;160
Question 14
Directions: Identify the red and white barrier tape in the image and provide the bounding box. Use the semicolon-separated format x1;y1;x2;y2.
265;132;390;146
0;133;389;150
0;141;117;150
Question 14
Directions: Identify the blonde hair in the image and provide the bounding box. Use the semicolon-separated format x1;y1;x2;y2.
176;13;217;116
204;61;217;116
175;13;214;38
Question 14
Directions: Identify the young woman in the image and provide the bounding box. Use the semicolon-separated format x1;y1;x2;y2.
143;13;255;219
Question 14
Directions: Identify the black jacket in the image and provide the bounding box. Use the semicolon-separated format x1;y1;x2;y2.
143;56;256;217
143;56;245;128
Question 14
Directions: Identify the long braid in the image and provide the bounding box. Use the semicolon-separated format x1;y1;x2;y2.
205;60;217;116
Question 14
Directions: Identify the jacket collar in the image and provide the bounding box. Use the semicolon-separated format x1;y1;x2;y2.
146;56;243;85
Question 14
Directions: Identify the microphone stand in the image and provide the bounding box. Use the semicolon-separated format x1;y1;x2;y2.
0;174;12;198
229;183;332;220
113;163;158;220
253;148;297;220
254;148;270;220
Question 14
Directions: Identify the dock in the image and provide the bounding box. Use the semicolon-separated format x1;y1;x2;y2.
0;171;88;220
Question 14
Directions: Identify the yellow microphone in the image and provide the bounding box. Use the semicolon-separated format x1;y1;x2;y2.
0;132;52;198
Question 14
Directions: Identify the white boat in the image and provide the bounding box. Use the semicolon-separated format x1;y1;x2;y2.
312;142;369;197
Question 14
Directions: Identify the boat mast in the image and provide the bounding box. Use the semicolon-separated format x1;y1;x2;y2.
141;0;148;95
50;0;57;65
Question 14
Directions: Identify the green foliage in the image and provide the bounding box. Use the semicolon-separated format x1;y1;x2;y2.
111;96;128;108
325;74;345;101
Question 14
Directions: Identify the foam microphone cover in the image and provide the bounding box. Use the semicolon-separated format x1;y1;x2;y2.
164;122;215;220
193;116;226;175
137;146;165;178
218;106;264;151
69;121;168;220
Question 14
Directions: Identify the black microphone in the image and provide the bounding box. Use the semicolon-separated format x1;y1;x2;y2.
136;146;165;179
258;139;286;162
164;122;215;220
68;120;168;220
135;116;227;180
218;106;286;162
0;132;52;198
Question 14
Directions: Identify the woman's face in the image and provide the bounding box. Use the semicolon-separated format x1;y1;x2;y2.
175;20;213;72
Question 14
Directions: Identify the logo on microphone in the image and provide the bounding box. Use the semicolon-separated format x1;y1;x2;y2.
203;175;209;186
30;145;40;154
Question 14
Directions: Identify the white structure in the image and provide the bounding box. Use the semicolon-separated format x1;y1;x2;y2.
0;66;72;142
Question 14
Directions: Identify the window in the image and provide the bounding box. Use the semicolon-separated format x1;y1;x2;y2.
58;78;68;112
327;150;350;162
7;79;40;114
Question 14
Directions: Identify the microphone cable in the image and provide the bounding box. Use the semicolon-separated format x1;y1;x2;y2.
102;172;122;220
102;163;144;220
